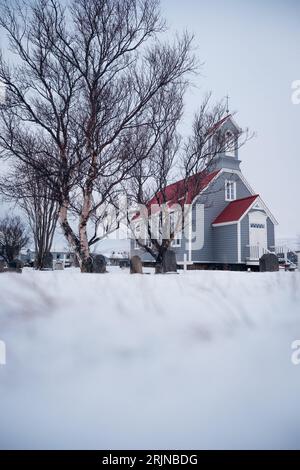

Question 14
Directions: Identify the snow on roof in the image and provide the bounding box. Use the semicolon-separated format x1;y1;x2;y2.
212;195;259;225
109;251;129;259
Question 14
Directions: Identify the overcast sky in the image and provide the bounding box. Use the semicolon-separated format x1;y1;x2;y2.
0;0;299;240
161;0;300;239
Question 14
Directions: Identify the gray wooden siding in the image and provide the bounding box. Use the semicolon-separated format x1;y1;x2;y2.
129;170;276;265
213;155;241;172
212;224;238;263
189;171;251;262
267;217;275;249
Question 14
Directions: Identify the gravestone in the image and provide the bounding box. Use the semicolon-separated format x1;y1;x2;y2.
54;260;64;270
7;259;23;273
162;250;177;273
130;255;143;274
259;253;279;272
42;252;53;270
92;254;107;273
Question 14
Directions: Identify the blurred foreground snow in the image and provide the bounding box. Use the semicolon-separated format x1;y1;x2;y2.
0;268;299;449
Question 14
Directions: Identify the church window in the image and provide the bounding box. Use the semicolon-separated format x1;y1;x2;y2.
225;180;236;201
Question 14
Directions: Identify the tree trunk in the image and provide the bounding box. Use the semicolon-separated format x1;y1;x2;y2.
79;217;93;273
78;191;94;273
58;199;94;273
154;244;174;274
58;201;82;270
154;248;166;274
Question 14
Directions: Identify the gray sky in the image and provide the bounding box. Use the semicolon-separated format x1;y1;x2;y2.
161;0;300;239
0;0;299;240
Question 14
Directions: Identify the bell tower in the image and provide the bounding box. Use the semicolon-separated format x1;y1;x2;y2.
212;114;242;172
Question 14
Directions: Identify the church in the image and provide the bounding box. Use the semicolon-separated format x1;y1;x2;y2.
130;114;278;270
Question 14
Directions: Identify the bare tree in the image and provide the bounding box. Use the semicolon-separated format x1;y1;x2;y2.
1;161;58;269
0;0;196;272
0;214;29;263
128;94;250;271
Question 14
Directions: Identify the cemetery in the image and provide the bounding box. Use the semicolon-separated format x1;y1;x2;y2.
0;266;299;449
0;0;299;455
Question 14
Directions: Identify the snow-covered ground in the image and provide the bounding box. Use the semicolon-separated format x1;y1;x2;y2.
0;268;299;449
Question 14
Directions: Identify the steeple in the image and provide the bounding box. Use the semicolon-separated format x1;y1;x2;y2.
211;114;242;172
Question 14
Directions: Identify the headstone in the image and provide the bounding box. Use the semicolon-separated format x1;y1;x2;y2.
42;252;53;270
259;253;279;272
7;259;23;273
162;250;177;273
0;259;6;273
130;255;143;274
92;254;107;273
54;260;64;270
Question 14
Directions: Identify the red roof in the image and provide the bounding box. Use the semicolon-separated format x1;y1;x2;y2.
212;195;259;225
208;114;232;136
132;114;236;221
133;170;220;220
151;170;220;206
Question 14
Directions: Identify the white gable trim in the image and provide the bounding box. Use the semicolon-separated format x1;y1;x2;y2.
212;221;237;227
237;221;242;263
213;114;242;134
192;168;256;207
193;169;277;225
190;170;222;206
240;196;278;225
212;195;278;227
220;169;256;195
227;115;243;134
252;200;264;210
218;171;277;225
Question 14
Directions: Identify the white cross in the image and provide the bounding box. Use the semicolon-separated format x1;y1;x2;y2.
225;94;230;114
183;253;193;272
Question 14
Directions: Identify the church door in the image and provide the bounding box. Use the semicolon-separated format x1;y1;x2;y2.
249;211;268;259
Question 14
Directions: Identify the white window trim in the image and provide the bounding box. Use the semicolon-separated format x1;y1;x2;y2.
172;236;181;248
225;180;236;201
189;169;277;225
